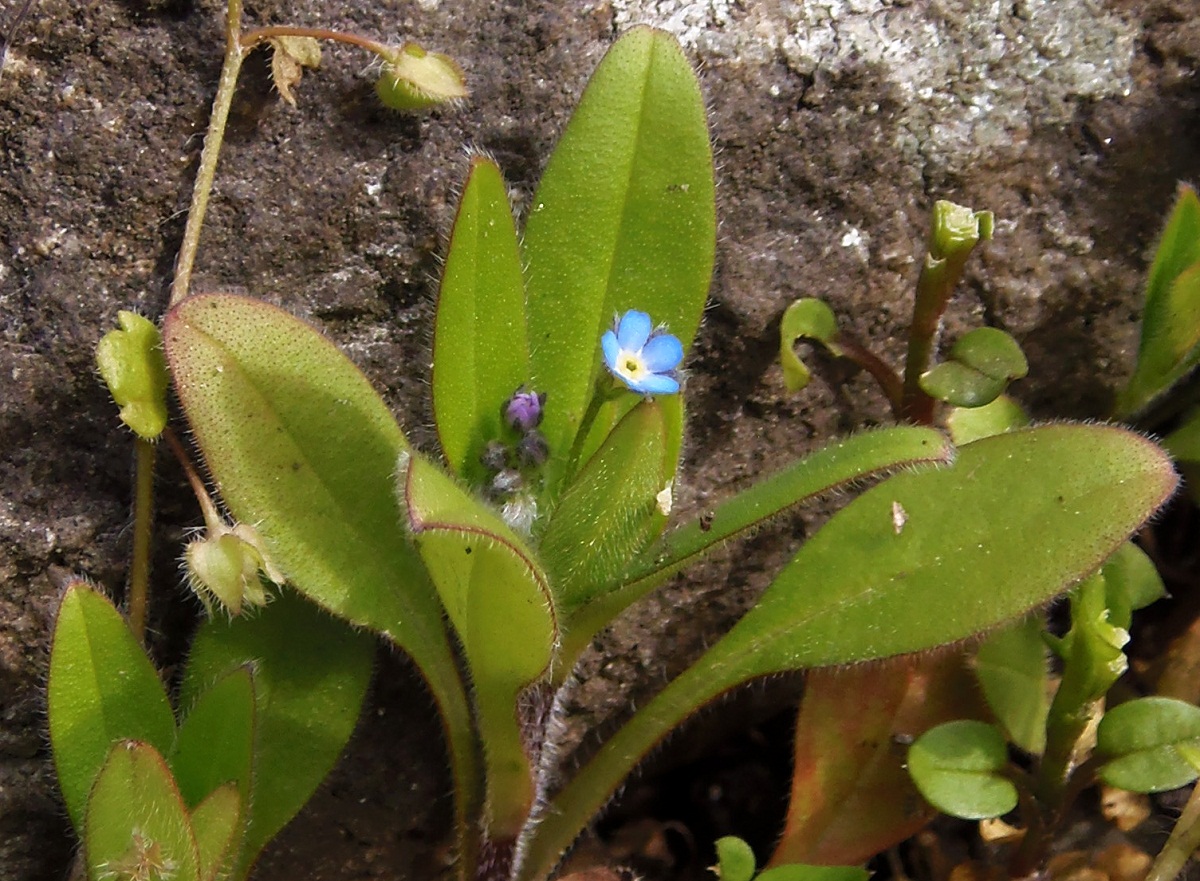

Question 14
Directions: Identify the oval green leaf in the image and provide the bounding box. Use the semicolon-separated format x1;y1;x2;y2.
179;589;374;869
973;615;1049;755
434;156;529;484
908;721;1016;819
923;328;1027;409
163;293;477;845
524;26;715;482
1097;697;1200;793
48;582;176;832
517;424;1176;880
85;741;199;881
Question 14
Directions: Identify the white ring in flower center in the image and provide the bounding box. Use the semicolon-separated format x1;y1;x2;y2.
615;350;648;383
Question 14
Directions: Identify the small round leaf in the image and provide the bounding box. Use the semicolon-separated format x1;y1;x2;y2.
714;836;757;881
908;721;1017;819
1097;697;1200;793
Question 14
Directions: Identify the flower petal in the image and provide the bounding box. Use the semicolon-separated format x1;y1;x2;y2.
616;310;652;351
636;373;680;395
642;334;683;373
601;330;621;370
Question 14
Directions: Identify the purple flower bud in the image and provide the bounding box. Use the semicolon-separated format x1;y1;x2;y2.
504;388;546;432
517;430;549;468
480;440;509;473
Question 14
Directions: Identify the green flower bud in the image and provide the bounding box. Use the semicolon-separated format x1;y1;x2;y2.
929;200;994;263
96;311;169;440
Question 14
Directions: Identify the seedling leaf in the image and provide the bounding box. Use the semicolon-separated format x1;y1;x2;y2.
1097;697;1200;793
908;721;1017;819
780;298;842;392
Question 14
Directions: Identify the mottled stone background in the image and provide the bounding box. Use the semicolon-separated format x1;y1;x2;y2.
1;0;1197;878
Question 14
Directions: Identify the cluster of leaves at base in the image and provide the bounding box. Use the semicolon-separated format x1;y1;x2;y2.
49;584;372;881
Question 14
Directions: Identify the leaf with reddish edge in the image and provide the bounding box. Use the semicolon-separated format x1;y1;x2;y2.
769;653;987;867
402;451;556;840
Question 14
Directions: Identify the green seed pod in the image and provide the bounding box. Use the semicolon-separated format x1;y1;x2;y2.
375;42;467;112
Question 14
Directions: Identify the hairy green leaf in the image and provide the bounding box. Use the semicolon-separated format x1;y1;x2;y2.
402;453;555;837
190;783;242;881
180;590;374;870
434;156;529;484
517;424;1176;880
172;667;255;812
524;27;714;485
542;401;669;635
48;582;175;832
85;741;199;881
164;294;477;846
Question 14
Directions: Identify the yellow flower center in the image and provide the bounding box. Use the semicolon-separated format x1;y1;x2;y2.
616;350;648;384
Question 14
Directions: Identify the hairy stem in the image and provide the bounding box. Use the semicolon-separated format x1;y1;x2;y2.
126;438;156;642
169;0;248;306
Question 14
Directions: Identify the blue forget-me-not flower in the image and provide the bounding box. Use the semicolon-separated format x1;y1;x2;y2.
602;310;683;395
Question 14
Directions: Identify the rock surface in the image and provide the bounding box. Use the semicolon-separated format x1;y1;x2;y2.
1;0;1197;878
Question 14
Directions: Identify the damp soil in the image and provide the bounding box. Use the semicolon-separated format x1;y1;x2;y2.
2;1;1200;880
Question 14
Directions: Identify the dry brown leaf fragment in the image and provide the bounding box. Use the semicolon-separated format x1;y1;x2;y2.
1094;842;1152;881
269;36;322;106
1100;784;1152;832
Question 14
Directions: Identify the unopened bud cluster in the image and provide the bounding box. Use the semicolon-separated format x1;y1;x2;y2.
481;388;549;528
